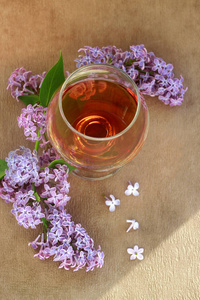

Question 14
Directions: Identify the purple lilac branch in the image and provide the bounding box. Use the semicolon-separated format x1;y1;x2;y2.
75;45;188;106
17;104;48;148
0;147;104;271
7;67;46;101
29;206;104;271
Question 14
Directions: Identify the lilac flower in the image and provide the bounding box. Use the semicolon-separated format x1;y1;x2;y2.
152;58;166;74
40;183;56;198
29;207;104;271
0;189;15;203
1;143;104;271
11;202;21;217
7;67;46;101
125;181;139;196
15;189;35;206
127;245;144;260
2;181;14;194
12;202;44;229
130;44;147;60
2;155;103;271
39;164;71;207
49;228;63;245
39;167;55;183
31;203;45;220
59;179;70;194
17;104;47;147
76;45;187;106
38;147;60;167
105;194;120;212
53;164;69;182
4;147;40;188
140;71;150;82
127;66;139;80
126;219;139;232
169;97;184;106
28;234;41;249
47;190;65;207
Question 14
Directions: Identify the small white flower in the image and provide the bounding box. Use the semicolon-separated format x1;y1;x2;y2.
126;219;139;232
125;181;139;196
127;245;144;260
105;194;120;212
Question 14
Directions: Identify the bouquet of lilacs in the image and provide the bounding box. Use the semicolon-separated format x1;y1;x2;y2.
0;53;104;272
0;45;187;272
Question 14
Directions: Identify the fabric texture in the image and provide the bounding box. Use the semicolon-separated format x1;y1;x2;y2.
0;0;199;299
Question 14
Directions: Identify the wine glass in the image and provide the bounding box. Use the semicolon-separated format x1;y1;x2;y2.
46;64;149;180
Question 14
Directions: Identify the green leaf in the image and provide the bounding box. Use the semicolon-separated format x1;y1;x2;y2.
48;158;76;173
33;191;41;202
18;94;40;105
124;59;135;67
41;217;50;240
39;52;65;107
41;217;49;229
0;159;8;180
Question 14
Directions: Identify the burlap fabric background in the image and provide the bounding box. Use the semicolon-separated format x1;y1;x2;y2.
0;1;199;299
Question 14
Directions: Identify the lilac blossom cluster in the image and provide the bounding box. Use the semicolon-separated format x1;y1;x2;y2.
17;104;48;147
0;147;104;271
7;67;46;101
4;147;40;188
75;45;187;106
7;45;187;108
29;206;104;271
38;147;61;167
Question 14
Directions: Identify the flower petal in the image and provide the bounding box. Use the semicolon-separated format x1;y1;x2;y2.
130;254;137;260
133;245;139;252
114;199;120;206
110;194;116;201
125;189;132;196
127;248;134;254
133;221;139;230
109;204;116;212
134;182;139;189
128;184;133;190
137;253;144;260
138;248;144;254
132;190;139;196
105;200;112;206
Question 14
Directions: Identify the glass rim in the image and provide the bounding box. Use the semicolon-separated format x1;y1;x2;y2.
59;63;141;141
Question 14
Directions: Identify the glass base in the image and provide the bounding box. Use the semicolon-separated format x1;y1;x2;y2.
72;168;120;181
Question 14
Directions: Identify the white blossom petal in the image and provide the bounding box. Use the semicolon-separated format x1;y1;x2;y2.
110;194;115;201
132;190;139;196
109;204;116;212
130;254;137;260
125;189;132;196
133;221;139;230
134;182;139;189
133;245;139;252
127;248;134;255
105;200;112;206
138;248;144;254
114;199;120;206
137;253;144;260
